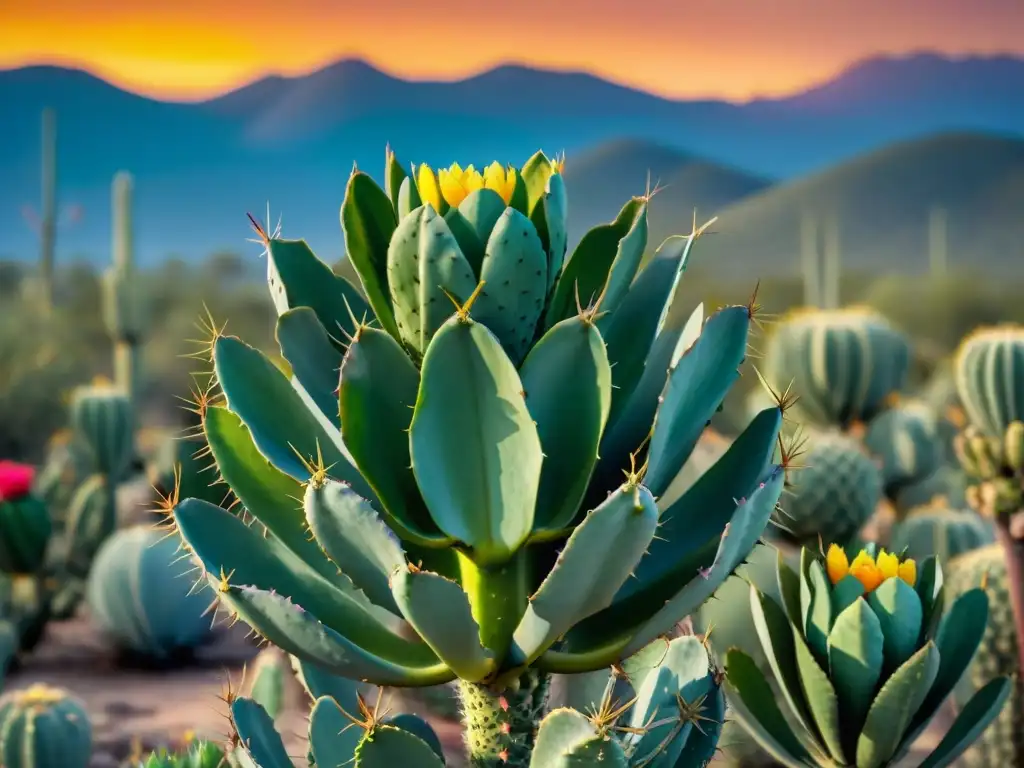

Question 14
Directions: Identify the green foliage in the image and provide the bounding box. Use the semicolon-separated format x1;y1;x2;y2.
86;525;213;659
726;545;1011;767
133;740;226;768
171;149;782;767
777;431;883;548
0;684;92;768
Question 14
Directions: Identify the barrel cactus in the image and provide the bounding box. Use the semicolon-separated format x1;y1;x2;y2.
762;308;911;429
170;149;786;766
86;524;214;660
946;543;1022;766
776;431;882;548
0;461;52;574
889;504;995;563
725;543;1011;767
0;683;92;768
863;400;943;515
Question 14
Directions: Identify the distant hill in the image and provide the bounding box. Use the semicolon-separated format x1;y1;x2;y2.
561;139;770;243
695;132;1024;277
1;52;1023;264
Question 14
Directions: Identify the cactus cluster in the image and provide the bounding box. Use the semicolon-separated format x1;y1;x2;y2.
889;503;995;564
168;148;787;766
725;544;1011;767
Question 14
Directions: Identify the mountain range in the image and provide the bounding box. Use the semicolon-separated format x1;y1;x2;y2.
1;52;1023;270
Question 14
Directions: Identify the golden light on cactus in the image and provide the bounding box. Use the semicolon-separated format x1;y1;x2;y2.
826;544;916;592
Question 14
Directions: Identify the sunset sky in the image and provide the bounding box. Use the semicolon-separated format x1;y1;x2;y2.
3;0;1023;101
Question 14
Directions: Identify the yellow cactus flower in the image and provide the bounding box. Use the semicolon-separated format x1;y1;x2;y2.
551;154;566;174
483;161;517;203
417;164;443;210
898;558;917;587
848;550;884;592
826;544;849;584
876;550;900;580
438;162;485;207
829;547;917;593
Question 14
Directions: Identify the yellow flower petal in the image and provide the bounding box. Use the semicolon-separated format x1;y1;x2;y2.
898;559;917;587
826;544;849;585
483;160;505;187
877;550;900;581
417;164;442;210
438;168;465;207
849;550;883;592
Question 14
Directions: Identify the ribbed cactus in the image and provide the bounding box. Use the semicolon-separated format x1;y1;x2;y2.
726;544;1011;767
777;431;882;548
69;385;134;483
863;400;943;514
104;171;146;413
946;544;1022;766
86;525;214;660
0;461;52;574
171;149;784;767
763;307;912;429
889;504;995;563
0;684;92;768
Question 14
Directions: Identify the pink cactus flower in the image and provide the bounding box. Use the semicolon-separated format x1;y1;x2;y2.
0;461;35;501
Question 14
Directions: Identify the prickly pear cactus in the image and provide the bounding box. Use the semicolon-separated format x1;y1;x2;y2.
171;149;787;767
0;461;52;574
148;434;233;510
86;525;213;660
0;684;92;768
889;503;995;563
776;431;882;548
947;543;1023;767
726;544;1011;767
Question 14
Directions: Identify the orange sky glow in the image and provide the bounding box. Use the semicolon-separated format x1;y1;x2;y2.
2;0;1022;101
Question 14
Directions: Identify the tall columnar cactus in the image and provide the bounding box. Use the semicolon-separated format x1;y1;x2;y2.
38;108;57;313
945;543;1022;765
763;308;911;430
725;543;1011;767
778;431;882;549
0;683;92;768
104;171;146;414
171;149;786;767
86;525;214;660
0;461;52;574
950;325;1024;741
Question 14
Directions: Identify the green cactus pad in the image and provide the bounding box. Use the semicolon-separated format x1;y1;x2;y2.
385;149;408;212
338;325;446;545
203;406;349;586
212;335;376;500
308;695;364;765
473;206;548;364
867;577;923;672
390;566;495;681
387;205;477;357
443;188;507;275
340;171;401;341
512;482;658;663
248;649;286;720
231;697;292;768
644;304;750;497
305;479;407;613
828;598;885;743
544;197;646;328
397;176;422;220
540;173;568;289
409;315;542;564
275;307;345;426
264;237;369;348
530;708;626;768
519;315;612;533
353;723;446;766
